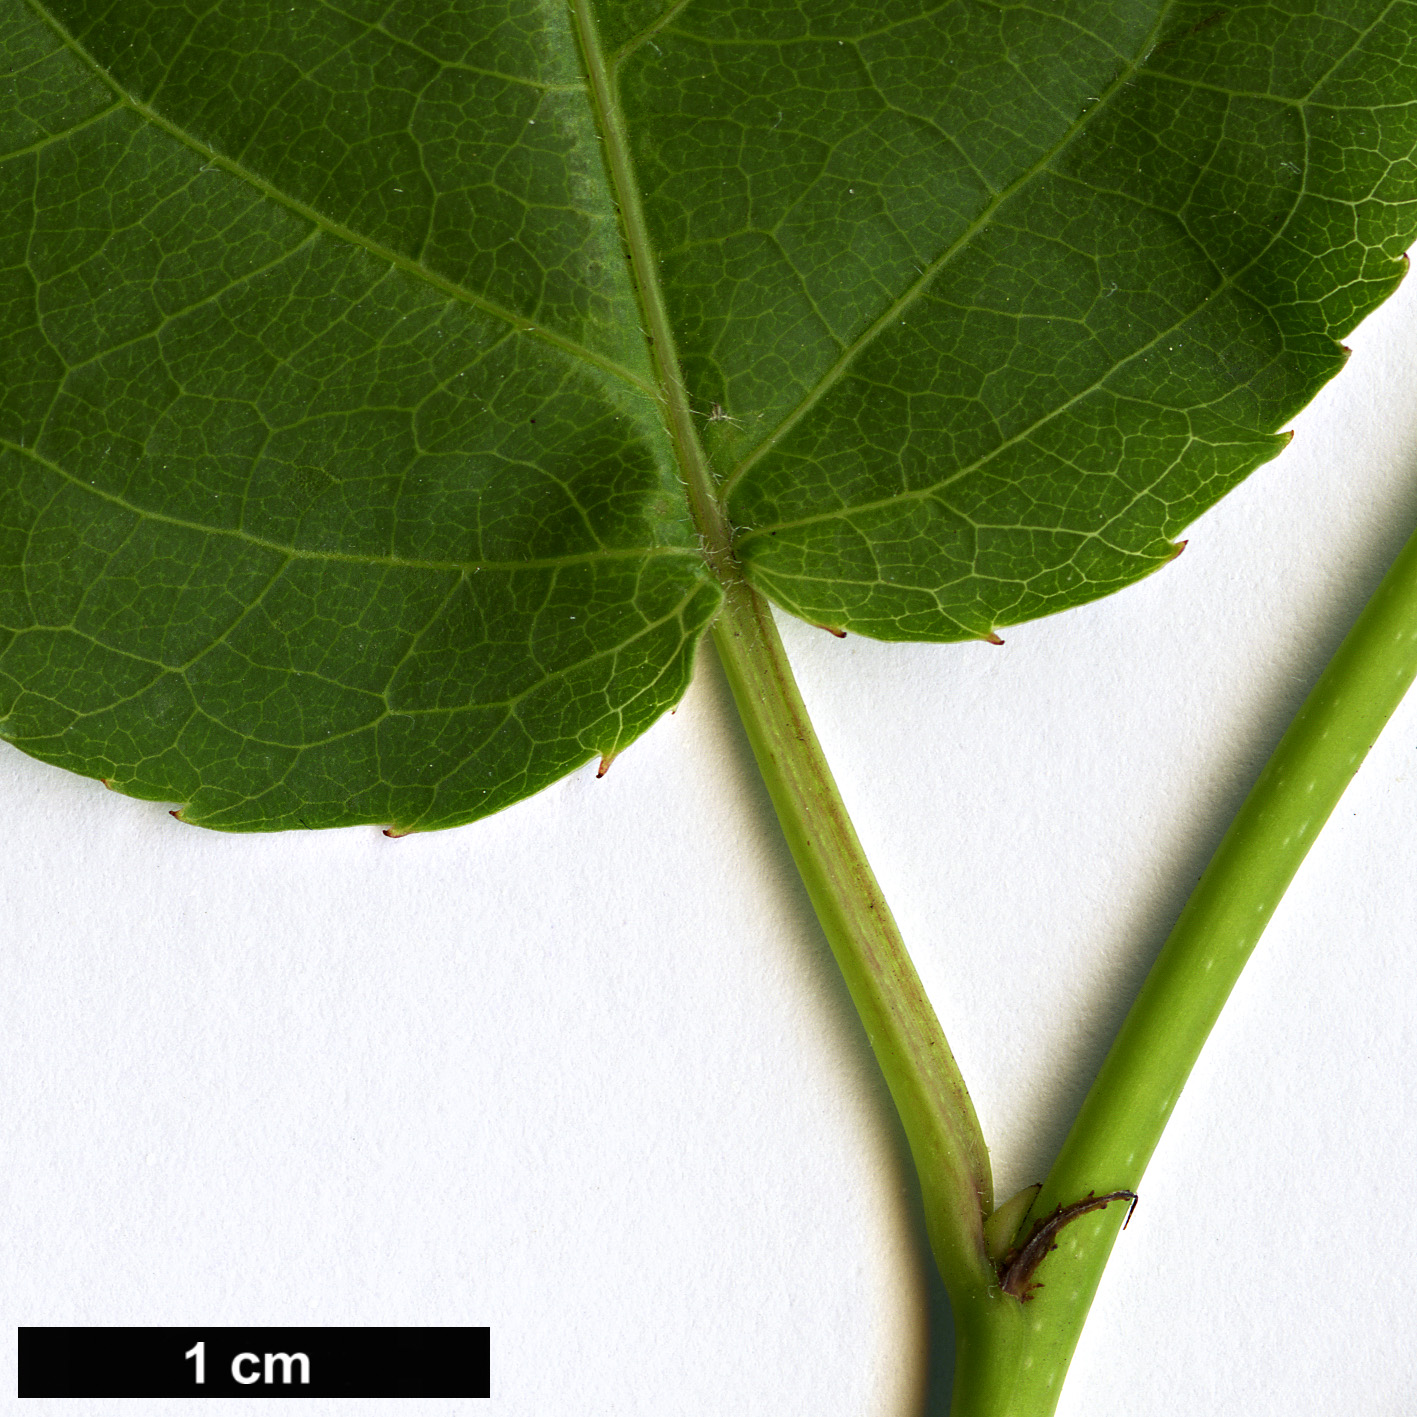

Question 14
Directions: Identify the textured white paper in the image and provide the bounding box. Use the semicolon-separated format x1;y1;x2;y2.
4;259;1417;1417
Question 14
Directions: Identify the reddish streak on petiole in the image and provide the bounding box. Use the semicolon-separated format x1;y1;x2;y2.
996;1189;1138;1301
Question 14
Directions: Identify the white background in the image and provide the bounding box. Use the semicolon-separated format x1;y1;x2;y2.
4;254;1417;1417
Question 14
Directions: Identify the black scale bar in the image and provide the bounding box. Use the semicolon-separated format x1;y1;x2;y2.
19;1327;489;1398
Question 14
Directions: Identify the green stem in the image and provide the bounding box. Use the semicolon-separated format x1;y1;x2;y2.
574;0;1004;1318
576;0;1417;1394
709;571;1000;1310
965;522;1417;1413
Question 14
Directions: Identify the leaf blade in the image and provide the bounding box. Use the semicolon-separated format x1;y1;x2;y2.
4;0;1417;824
0;0;719;829
610;0;1417;639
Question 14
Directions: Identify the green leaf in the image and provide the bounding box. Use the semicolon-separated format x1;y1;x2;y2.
2;0;1415;828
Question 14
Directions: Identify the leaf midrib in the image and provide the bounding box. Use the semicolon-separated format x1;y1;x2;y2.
568;0;733;571
23;0;657;401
